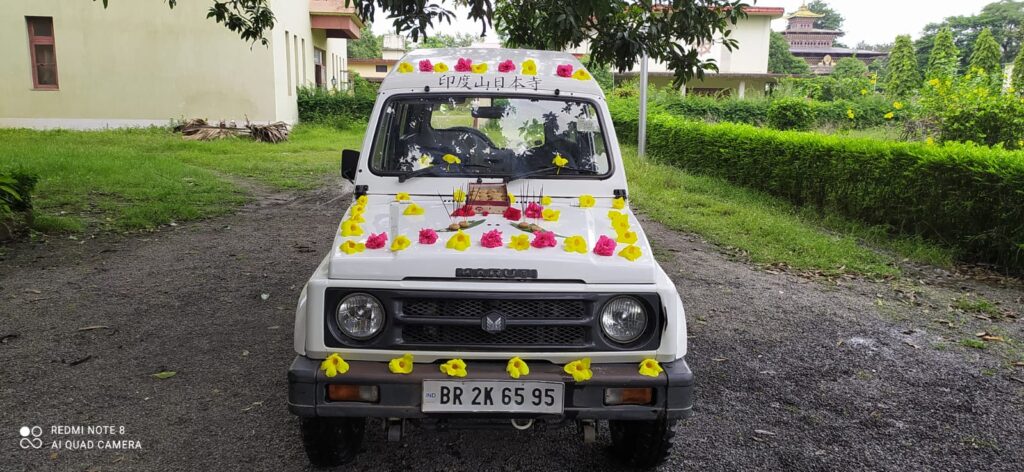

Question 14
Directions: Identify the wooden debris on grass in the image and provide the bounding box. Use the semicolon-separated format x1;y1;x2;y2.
173;118;290;143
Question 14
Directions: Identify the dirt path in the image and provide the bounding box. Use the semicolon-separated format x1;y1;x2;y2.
1;180;1022;471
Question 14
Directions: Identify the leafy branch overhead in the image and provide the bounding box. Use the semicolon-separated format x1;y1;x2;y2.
95;0;275;46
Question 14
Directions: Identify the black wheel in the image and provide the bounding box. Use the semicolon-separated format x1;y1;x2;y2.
299;417;365;467
608;417;676;469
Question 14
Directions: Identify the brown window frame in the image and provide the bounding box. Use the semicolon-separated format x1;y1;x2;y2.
27;16;59;90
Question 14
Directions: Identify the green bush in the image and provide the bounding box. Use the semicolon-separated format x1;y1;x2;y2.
611;111;1024;271
0;170;38;215
920;72;1024;149
767;97;814;130
662;95;770;126
296;85;374;128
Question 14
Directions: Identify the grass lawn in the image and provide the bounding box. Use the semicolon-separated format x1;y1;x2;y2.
0;124;363;232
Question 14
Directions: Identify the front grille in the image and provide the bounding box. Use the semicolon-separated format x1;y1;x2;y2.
402;299;587;320
403;325;587;347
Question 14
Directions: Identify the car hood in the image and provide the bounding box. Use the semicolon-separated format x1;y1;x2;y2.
328;196;656;284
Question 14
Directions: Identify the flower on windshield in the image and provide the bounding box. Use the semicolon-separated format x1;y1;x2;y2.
403;203;425;216
638;358;663;377
446;230;471;251
397;62;414;73
340;219;363;237
525;202;544;219
508;234;531;251
440;358;468;377
593;235;617;256
366;232;388;249
572;69;591;81
618;244;642;262
471;62;488;74
563;235;588;254
616;230;638;244
339;240;365;255
521;59;537;75
498;60;516;73
531;230;557;248
320;353;349;378
563;358;592;382
443;154;461;171
455;58;472;72
389;353;414;374
542;208;560;222
418;60;433;72
390;235;411;252
578;194;595;208
481;229;504;248
612;197;625;209
556;64;573;78
418;228;438;244
503;206;522;221
506;357;530;379
552;153;568;174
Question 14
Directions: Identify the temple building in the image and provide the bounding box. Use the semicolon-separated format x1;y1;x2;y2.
780;3;886;75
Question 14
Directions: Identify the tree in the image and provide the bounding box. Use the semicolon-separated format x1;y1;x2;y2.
831;57;867;79
414;33;477;49
885;35;920;98
347;24;382;59
926;26;960;80
969;27;1004;75
914;2;1024;72
1012;38;1024;91
95;0;274;45
768;31;811;74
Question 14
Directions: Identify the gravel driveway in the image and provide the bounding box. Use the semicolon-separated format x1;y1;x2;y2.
2;181;1022;471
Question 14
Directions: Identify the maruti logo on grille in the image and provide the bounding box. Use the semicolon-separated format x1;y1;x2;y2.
482;312;507;333
455;268;538;279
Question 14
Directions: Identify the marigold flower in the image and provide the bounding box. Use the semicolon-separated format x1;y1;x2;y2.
556;64;573;78
434;62;449;73
616;230;638;244
455;58;472;72
531;231;557;248
498;59;515;73
446;230;471;251
403;203;425;216
503;206;522;221
418;60;433;72
563;358;592;382
563;235;588;254
506;357;530;379
612;197;625;209
578;194;596;208
418;228;438;244
339;239;365;255
320;353;349;378
521;59;537;75
453;187;466;202
541;195;552;206
552;154;568;174
397;62;414;73
480;229;503;248
395;192;410;201
542;208;560;221
443;154;461;171
340;219;363;237
471;63;488;74
593;235;617;256
366;232;388;249
390;235;411;252
573;69;591;80
389;353;415;374
638;358;663;377
618;244;642;262
508;193;517;204
440;358;468;377
508;234;531;251
884;112;895;120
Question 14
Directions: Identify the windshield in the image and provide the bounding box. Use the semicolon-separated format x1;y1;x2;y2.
369;95;610;179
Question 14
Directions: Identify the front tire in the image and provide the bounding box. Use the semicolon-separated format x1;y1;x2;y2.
300;417;365;467
608;417;676;469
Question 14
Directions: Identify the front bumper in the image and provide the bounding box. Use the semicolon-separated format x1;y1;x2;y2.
288;356;694;421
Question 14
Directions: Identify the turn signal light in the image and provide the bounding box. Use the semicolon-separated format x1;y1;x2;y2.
604;387;653;406
327;384;380;403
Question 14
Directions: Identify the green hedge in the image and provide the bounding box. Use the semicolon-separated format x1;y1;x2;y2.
296;86;375;128
613;112;1024;271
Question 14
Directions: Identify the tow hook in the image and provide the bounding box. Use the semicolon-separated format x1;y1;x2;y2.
510;419;534;430
386;418;404;442
577;420;597;443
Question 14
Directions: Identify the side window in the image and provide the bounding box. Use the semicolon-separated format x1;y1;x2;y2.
26;17;58;90
375;65;387;73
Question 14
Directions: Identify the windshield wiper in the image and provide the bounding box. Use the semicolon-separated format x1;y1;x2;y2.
504;166;598;183
398;165;446;183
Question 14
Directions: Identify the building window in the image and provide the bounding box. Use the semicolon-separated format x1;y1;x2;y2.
26;17;58;90
285;31;292;95
375;65;387;73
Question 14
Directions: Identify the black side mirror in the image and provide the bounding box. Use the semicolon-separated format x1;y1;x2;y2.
341;149;359;182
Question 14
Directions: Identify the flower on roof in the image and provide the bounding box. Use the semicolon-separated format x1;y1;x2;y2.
481;229;504;248
390;235;411;252
418;228;438;244
498;60;516;73
531;230;557;248
455;58;472;72
556;64;573;78
320;353;349;378
638;358;663;377
443;154;461;171
563;235;588;254
434;62;449;73
552;153;568;174
503;206;522;221
471;62;488;74
395;192;410;201
578;194;595;208
572;69;591;81
340;219;364;237
388;353;414;374
446;230;471;251
521;59;537;75
403;203;425;216
593;235;617;256
525;202;544;219
397;62;414;73
508;234;531;251
339;239;366;255
619;244;642;262
612;197;625;209
440;358;467;377
366;232;388;249
506;357;529;379
616;229;638;244
418;59;433;72
563;358;592;382
542;208;560;222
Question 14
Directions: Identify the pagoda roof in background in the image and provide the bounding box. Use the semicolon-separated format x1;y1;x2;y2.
785;3;825;19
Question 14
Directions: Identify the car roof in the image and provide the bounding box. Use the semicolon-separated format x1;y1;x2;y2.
378;48;604;97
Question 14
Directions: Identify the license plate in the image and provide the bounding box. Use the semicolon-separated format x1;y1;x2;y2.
421;380;564;414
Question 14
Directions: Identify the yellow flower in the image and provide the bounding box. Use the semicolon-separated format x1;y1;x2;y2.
471;63;488;74
860;89;867;95
928;78;940;87
440;358;468;377
926;136;935;145
616;230;638;244
552;153;568;173
433;62;449;73
893;101;904;110
388;353;414;374
563;235;588;254
508;234;530;251
869;78;877;85
542;208;560;221
319;353;349;378
453;188;466;202
612;217;631;234
356;195;368;206
339;239;365;255
846;108;855;120
884;112;895;120
446;230;471;251
403;203;425;216
608;210;627;222
638;358;663;377
572;69;591;80
521;59;537;76
344;211;365;224
390;235;411;252
397;62;414;73
506;357;530;379
618;244;642;262
578;194;595;208
443;153;461;171
563;358;592;382
612;197;625;209
541;195;552;206
340;219;363;236
508;193;516;204
395;192;410;201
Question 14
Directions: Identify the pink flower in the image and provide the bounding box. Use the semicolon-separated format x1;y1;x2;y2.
455;58;472;72
503;206;522;221
451;205;476;217
531;231;557;248
418;228;438;245
418;59;433;72
593;235;617;256
481;229;504;248
525;202;544;219
366;232;388;249
498;60;516;73
556;64;573;78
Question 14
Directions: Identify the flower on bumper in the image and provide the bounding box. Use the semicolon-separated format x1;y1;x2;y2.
506;357;530;379
365;232;388;249
563;358;592;382
563;235;588;254
403;203;425;216
446;230;471;251
389;353;414;374
339;240;365;255
619;244;642;262
320;353;349;378
390;235;411;252
508;234;531;251
542;208;560;222
440;358;468;377
638;358;663;377
578;194;595;208
340;219;363;237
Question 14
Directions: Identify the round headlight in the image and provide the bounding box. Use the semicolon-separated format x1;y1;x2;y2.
600;297;648;344
336;293;385;340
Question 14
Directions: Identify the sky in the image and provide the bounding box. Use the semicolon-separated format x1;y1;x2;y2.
369;0;995;46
